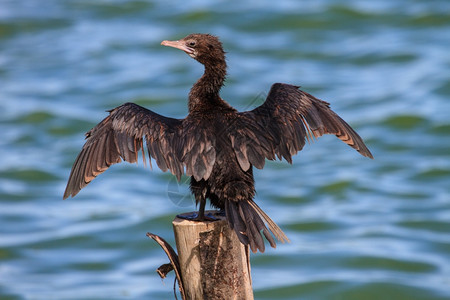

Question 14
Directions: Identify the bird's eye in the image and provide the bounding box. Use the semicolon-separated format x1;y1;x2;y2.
188;41;196;47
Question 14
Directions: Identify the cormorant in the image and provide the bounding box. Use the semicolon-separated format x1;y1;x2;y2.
64;33;373;253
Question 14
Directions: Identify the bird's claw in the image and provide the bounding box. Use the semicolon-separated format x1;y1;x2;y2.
177;211;220;221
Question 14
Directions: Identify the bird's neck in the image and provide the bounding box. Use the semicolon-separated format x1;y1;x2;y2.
188;60;228;112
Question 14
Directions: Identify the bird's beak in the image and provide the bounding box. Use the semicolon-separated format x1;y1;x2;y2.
161;40;194;55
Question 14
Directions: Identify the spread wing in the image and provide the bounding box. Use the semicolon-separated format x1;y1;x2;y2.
63;102;215;199
231;83;373;171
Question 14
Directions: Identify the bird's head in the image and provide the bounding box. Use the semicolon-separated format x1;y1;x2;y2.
161;33;226;66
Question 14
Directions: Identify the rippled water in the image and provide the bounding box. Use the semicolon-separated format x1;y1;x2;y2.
1;0;449;299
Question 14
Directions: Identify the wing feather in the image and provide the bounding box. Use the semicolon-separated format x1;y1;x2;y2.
64;102;216;199
231;83;373;170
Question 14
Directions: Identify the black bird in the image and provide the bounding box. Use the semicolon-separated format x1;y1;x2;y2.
64;34;373;253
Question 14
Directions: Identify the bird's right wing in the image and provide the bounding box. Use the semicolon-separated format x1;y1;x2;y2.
231;83;373;171
63;102;185;199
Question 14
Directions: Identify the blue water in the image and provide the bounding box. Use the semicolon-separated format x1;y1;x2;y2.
1;0;449;299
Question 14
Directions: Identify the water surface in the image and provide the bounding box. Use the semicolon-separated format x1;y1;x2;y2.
1;0;449;299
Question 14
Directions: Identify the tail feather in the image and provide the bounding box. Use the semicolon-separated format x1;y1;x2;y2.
239;204;265;253
225;200;249;246
248;200;290;244
225;199;289;253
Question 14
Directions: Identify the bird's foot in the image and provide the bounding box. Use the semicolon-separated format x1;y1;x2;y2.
177;211;220;221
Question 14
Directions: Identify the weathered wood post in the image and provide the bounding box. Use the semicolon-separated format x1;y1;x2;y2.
172;210;254;300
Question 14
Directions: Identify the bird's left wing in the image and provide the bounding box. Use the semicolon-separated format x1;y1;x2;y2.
63;102;185;199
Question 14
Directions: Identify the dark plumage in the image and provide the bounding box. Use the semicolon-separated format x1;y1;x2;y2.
64;33;373;253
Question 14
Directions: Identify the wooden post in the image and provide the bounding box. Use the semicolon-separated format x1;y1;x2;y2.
173;210;254;300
